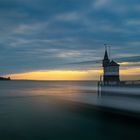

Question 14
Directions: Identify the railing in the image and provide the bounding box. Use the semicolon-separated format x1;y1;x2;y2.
99;80;140;86
97;80;140;98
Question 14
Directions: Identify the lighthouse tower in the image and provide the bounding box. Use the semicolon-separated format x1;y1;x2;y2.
102;47;120;82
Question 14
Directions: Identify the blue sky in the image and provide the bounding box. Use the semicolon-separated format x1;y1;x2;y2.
0;0;140;76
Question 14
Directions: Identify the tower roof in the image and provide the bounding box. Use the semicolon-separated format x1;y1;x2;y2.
103;48;109;60
109;60;120;66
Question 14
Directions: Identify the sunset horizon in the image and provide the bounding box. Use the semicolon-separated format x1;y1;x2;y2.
0;0;140;81
0;1;140;140
4;66;140;81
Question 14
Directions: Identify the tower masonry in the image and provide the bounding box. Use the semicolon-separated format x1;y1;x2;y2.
102;47;120;82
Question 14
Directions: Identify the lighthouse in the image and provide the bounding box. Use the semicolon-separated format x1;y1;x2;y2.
102;47;120;82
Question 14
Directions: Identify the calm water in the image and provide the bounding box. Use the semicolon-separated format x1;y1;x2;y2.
0;81;139;140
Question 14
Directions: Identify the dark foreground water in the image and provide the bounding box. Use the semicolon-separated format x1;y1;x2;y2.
0;81;139;140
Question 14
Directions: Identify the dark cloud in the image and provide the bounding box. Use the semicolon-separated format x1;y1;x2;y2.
0;0;140;74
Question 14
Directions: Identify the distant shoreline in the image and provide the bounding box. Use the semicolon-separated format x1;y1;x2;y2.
0;77;11;81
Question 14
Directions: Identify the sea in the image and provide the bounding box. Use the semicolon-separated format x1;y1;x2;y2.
0;80;139;140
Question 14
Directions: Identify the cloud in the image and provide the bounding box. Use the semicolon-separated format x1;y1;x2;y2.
66;55;140;69
55;12;81;22
93;0;111;9
0;0;140;77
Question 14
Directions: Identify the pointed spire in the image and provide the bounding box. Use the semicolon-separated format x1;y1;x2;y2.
103;44;110;67
104;44;109;60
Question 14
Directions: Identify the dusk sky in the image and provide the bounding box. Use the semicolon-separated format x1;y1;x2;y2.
1;0;140;80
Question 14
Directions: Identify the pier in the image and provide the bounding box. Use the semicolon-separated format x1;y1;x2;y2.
97;46;140;97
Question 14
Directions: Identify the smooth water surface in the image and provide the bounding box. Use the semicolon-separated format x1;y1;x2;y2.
0;81;139;140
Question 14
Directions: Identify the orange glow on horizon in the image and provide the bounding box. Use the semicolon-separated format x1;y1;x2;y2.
6;70;102;80
120;67;140;75
5;67;140;81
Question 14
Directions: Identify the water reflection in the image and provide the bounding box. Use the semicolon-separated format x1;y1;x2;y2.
0;81;140;114
0;80;97;99
0;81;140;140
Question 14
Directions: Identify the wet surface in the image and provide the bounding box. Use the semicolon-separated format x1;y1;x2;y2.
0;81;139;140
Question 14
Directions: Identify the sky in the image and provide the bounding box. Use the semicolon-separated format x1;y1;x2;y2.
0;0;140;80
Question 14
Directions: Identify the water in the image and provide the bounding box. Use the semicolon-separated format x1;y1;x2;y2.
0;81;139;140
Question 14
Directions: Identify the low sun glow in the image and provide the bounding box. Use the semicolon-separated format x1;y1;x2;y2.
5;67;140;81
6;70;102;80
